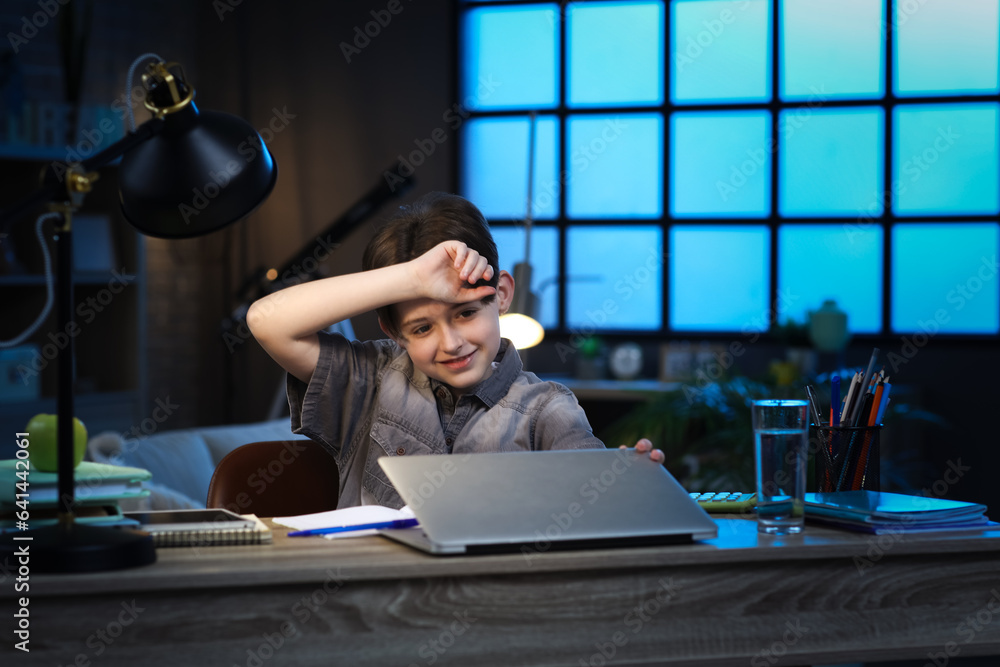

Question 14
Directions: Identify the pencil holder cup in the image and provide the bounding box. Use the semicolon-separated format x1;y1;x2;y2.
810;424;881;493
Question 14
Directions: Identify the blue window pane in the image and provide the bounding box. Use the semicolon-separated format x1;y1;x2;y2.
778;225;883;334
780;108;884;217
461;116;560;221
780;0;884;100
462;5;559;110
566;114;663;218
568;1;665;107
893;104;1000;215
895;0;1000;96
492;226;560;329
567;226;663;330
670;111;770;217
670;226;770;331
671;0;772;104
892;224;999;334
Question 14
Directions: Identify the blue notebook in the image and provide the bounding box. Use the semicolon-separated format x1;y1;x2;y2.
804;490;991;533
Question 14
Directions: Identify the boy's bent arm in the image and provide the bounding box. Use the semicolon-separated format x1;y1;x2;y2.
247;263;417;383
247;241;496;384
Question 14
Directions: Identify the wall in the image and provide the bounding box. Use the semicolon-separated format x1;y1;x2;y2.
150;0;458;427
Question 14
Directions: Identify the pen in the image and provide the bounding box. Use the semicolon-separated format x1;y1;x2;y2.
805;385;824;427
850;382;887;490
854;389;875;428
874;382;892;425
805;385;835;489
831;375;841;427
287;518;419;537
837;387;875;491
867;383;885;427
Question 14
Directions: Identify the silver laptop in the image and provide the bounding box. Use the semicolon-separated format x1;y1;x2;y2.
377;449;718;555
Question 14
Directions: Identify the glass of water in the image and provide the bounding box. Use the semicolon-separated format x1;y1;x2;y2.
752;399;808;535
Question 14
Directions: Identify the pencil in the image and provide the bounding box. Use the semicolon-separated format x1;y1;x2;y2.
842;372;860;424
848;348;879;426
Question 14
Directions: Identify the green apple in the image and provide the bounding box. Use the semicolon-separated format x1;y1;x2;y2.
25;413;88;472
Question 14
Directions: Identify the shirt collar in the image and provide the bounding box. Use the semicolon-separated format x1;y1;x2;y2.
402;338;520;408
467;338;521;407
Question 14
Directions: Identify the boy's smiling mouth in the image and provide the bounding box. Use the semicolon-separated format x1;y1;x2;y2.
439;351;475;370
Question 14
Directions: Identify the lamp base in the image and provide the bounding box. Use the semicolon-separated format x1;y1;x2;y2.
0;522;156;573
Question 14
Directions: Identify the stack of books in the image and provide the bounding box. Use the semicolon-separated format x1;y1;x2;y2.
805;490;996;534
1;461;272;547
0;460;151;532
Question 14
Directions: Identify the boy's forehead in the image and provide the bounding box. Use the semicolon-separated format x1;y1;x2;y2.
397;297;464;320
395;296;488;326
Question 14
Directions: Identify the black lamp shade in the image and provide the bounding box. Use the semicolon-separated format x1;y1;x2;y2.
119;102;277;238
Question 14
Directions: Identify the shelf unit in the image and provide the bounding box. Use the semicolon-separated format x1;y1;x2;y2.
0;157;147;457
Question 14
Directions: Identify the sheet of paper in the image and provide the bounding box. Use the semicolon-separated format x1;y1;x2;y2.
272;505;415;539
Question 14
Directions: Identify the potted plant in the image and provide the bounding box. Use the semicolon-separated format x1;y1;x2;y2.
597;373;952;495
599;375;768;491
574;335;607;380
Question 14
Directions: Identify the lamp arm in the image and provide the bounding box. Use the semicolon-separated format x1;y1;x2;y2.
78;116;164;172
1;118;165;231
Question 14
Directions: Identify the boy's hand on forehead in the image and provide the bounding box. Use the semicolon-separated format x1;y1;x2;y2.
412;240;497;304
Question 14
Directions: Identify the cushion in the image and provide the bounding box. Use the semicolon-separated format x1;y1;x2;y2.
87;431;127;464
88;430;209;509
116;429;216;506
116;481;206;512
86;420;308;509
200;419;307;465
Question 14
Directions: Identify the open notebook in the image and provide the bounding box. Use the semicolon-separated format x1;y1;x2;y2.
377;449;718;555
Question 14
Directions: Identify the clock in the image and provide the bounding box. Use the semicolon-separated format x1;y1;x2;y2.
609;342;643;380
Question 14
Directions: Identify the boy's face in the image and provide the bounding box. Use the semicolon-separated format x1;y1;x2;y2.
383;271;514;393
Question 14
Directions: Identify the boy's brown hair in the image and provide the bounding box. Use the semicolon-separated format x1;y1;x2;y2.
363;192;500;337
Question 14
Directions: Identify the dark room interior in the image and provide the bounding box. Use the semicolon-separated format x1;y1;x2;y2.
1;1;999;665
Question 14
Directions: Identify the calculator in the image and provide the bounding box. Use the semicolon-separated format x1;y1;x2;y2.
689;492;757;513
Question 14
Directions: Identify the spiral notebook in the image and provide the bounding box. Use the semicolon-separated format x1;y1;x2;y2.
123;508;271;547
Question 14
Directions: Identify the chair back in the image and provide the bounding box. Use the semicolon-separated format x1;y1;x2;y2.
206;440;338;516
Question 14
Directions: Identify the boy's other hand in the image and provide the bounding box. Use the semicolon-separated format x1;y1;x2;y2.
619;438;665;464
413;241;497;303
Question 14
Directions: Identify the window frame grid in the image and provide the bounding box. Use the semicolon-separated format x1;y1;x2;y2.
456;0;1000;342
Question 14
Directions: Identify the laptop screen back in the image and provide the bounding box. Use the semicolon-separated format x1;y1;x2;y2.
378;449;718;553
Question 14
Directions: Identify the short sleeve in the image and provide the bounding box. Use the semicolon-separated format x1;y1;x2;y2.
286;333;400;461
533;385;605;451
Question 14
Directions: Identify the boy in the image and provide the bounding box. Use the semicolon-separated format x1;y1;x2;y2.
248;192;661;508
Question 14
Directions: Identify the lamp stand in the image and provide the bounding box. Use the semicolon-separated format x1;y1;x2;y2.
0;128;167;573
1;57;277;572
0;209;156;573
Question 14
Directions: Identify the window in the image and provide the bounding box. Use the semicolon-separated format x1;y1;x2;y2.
458;0;1000;337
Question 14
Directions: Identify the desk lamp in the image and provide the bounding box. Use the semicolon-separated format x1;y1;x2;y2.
499;112;544;350
0;56;277;572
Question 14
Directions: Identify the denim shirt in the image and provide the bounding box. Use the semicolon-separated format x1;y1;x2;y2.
287;333;603;508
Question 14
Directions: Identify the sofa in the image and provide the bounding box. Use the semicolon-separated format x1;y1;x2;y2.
87;418;310;510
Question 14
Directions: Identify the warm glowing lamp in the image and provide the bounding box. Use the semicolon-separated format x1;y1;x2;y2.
499;112;544;350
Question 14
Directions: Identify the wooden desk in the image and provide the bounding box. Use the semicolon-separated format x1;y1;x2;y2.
6;517;1000;666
